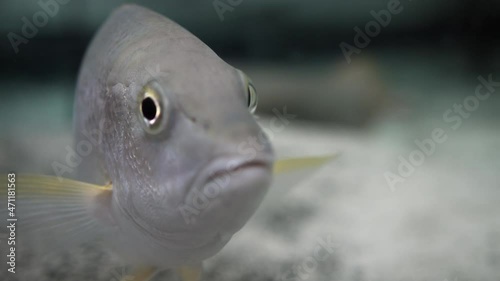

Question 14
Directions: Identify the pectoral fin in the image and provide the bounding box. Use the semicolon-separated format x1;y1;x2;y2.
0;174;113;252
267;154;338;198
273;154;337;174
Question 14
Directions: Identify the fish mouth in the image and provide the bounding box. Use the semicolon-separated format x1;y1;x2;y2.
191;156;274;199
205;158;273;184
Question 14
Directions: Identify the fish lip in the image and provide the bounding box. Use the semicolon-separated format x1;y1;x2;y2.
187;155;274;199
205;157;273;183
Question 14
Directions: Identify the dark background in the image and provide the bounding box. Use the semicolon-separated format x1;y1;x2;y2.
1;0;499;72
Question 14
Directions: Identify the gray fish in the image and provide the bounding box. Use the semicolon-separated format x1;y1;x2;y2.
4;4;333;281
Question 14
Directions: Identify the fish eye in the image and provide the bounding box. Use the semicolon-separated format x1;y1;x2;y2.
142;96;158;122
247;82;258;114
237;69;258;114
139;82;168;134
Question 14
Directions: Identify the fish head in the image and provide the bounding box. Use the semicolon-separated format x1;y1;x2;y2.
97;10;274;255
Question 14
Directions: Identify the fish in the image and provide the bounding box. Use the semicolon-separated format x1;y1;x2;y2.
1;4;335;281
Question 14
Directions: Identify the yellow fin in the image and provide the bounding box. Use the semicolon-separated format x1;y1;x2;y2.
177;265;203;281
0;174;113;252
273;154;337;174
262;154;339;203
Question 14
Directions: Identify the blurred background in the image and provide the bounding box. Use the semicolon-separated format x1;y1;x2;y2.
0;0;499;281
